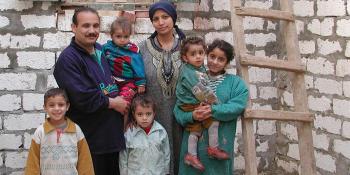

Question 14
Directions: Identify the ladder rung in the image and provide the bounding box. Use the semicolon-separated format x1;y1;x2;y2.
244;109;314;122
240;54;306;72
235;7;295;21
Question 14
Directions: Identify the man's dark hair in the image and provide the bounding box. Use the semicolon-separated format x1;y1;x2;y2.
44;88;69;105
72;7;100;25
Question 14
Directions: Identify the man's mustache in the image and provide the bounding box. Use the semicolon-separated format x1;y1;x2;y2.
86;33;98;37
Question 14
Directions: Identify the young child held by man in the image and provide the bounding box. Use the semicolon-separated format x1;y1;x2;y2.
119;94;170;175
102;17;146;129
25;88;94;175
175;37;229;172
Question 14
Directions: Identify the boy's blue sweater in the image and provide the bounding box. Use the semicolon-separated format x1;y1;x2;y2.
53;38;125;154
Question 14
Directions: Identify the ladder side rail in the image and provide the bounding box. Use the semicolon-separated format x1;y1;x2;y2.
280;0;316;175
231;0;257;175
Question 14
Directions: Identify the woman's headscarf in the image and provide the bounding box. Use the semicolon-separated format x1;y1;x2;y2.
148;0;186;40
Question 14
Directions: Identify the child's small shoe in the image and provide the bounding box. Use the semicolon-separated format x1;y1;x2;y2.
207;147;229;160
184;153;205;171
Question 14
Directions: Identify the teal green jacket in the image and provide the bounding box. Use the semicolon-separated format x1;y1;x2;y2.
176;63;207;106
174;73;248;175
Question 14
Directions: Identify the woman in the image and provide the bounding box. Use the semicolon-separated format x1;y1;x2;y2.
138;1;186;174
174;40;249;174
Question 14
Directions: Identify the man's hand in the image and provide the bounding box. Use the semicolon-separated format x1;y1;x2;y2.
109;96;130;115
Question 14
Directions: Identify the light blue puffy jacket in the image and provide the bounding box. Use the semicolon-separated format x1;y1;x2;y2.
119;121;170;175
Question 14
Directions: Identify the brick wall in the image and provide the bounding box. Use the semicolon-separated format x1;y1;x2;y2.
278;0;350;175
0;0;349;174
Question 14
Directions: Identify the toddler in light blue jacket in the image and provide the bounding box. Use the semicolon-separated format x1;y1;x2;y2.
119;94;170;175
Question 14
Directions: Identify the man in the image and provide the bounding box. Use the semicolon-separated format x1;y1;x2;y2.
54;7;128;175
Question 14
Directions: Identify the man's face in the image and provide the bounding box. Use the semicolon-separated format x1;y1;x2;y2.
71;11;100;48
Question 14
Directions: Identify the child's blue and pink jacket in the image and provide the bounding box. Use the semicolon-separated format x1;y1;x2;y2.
102;40;146;86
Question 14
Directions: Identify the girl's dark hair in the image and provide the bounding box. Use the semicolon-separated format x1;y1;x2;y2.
72;7;100;25
110;17;132;35
44;88;69;105
207;39;234;63
129;94;156;126
180;36;206;61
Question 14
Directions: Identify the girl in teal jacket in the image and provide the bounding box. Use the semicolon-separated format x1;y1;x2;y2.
174;39;249;174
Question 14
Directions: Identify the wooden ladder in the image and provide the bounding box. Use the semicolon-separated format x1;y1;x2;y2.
230;0;316;174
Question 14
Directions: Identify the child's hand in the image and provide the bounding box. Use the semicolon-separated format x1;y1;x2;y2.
137;86;145;94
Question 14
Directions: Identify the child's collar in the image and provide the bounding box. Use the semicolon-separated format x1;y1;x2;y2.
131;121;162;136
207;70;227;79
43;118;76;134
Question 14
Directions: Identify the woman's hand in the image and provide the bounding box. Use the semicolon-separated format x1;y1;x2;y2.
192;103;212;122
109;96;130;115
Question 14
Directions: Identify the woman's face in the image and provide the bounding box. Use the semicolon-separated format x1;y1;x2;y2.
207;48;229;76
152;10;174;36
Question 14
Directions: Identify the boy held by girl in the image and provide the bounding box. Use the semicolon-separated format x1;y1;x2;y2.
175;37;229;171
102;17;146;129
175;39;248;174
119;94;170;175
25;88;94;175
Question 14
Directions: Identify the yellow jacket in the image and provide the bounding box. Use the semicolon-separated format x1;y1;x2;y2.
25;118;94;175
